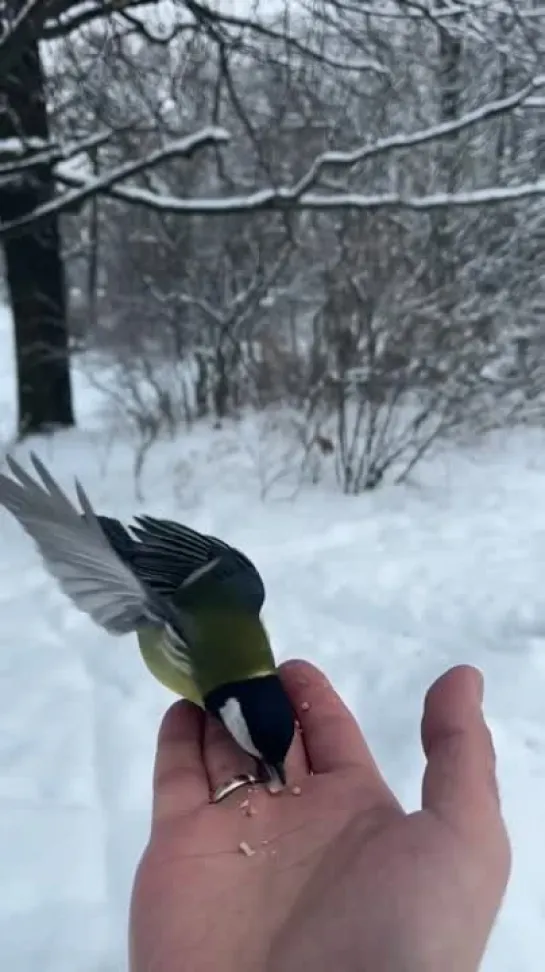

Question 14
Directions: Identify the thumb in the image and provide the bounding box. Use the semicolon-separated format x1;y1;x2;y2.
421;665;510;874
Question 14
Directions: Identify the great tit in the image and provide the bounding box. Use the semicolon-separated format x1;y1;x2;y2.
0;453;295;788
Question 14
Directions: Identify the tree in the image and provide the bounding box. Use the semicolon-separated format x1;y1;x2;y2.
2;0;545;478
0;0;74;437
2;0;542;239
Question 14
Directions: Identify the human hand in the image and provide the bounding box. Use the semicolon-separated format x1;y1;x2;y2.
130;660;511;972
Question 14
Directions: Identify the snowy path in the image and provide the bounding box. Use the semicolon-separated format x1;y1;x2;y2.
1;402;545;969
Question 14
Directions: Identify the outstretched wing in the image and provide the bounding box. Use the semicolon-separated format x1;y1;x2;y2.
128;515;222;596
128;515;265;613
0;453;160;635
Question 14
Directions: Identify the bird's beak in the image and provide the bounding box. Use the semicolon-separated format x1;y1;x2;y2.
259;760;286;793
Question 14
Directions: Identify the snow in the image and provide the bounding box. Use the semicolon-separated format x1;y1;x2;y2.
0;304;544;971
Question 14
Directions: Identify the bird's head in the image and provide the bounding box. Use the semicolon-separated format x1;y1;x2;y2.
204;674;295;786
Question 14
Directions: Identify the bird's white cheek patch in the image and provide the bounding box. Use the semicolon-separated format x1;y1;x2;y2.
219;697;261;759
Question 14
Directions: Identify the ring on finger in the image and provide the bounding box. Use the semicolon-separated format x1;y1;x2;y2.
211;773;258;804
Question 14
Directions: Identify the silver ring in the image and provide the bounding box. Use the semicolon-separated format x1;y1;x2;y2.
211;773;258;804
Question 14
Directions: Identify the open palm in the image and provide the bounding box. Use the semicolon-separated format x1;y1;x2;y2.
130;661;510;972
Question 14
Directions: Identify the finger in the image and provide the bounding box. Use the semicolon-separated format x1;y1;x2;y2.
280;659;371;776
280;660;399;807
283;714;310;782
421;665;510;869
203;712;257;794
152;700;208;823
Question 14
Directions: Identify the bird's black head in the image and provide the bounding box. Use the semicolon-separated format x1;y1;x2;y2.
204;674;295;785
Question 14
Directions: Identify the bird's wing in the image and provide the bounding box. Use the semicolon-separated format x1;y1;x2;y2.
137;627;203;706
0;453;161;635
128;515;265;612
128;515;227;595
94;515;136;560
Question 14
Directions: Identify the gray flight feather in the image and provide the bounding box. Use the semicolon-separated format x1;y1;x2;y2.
0;453;159;635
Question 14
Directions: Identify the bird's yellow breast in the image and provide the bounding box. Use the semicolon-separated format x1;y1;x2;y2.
137;627;203;705
136;610;275;703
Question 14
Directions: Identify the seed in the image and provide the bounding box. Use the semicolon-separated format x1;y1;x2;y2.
239;841;256;857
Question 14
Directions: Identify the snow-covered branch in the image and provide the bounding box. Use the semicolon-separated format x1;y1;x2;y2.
41;0;155;38
1;69;543;237
0;126;229;236
52;171;545;215
289;76;545;198
0;129;118;180
318;0;545;19
0;0;387;75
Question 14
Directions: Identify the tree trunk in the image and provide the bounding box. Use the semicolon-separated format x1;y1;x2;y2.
0;4;74;438
213;343;230;419
432;17;462;298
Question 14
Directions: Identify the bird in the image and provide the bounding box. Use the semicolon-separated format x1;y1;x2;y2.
0;453;295;789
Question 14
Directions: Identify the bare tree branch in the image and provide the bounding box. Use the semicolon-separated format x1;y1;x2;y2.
0;1;151;72
183;0;389;75
114;9;197;45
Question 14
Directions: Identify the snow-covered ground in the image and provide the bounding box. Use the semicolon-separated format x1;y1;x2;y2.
0;305;545;972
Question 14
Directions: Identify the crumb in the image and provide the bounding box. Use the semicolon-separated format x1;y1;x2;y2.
239;799;249;810
291;785;302;796
239;841;256;857
261;839;269;846
301;701;310;712
245;805;257;817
